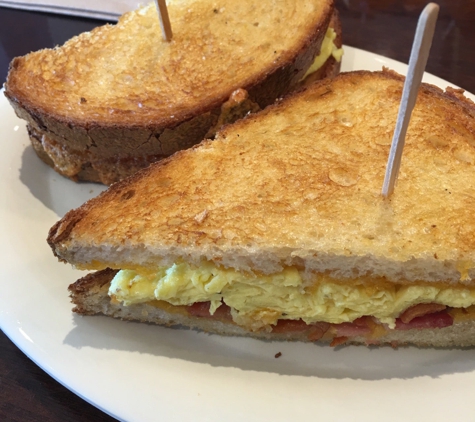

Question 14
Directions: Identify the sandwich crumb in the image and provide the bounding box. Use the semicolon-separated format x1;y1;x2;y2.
274;352;282;358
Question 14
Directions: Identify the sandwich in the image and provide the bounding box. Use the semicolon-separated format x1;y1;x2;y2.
4;0;342;185
48;69;475;348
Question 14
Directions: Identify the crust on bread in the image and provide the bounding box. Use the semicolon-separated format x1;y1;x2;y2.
5;0;338;185
26;53;341;185
69;270;475;347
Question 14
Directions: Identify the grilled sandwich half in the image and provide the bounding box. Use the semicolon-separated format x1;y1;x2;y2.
5;0;342;185
48;69;475;348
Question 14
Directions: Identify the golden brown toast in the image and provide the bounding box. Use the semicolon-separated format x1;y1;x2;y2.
49;69;475;285
5;0;340;185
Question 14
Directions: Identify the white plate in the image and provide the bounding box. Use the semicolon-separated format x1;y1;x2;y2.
2;46;475;422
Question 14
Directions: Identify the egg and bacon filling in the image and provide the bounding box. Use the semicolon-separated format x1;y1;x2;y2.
109;261;475;332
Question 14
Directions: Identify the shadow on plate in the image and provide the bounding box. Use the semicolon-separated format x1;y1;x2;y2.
19;145;105;218
64;314;475;380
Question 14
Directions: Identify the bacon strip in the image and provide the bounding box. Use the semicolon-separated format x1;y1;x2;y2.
187;302;232;320
307;322;331;341
187;301;213;317
334;316;372;337
395;310;453;330
186;301;455;344
399;303;447;323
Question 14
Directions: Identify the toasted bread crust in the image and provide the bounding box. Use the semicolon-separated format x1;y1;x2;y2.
69;270;475;347
5;0;338;185
48;69;475;284
25;57;341;185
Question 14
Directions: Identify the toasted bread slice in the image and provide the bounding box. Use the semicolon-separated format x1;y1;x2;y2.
5;0;340;185
49;69;475;285
69;269;475;347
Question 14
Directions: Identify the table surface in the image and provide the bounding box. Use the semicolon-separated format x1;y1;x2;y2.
1;1;475;420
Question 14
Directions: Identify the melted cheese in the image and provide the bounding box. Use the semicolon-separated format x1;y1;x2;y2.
109;262;475;331
302;27;343;80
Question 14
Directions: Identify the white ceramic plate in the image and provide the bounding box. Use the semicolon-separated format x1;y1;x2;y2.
2;46;475;422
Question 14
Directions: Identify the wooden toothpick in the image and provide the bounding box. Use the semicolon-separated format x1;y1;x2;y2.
154;0;173;42
381;3;439;197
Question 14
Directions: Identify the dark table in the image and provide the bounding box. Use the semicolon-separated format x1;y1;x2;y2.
1;1;475;420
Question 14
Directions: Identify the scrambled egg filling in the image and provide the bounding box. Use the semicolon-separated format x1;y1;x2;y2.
109;262;475;331
302;27;343;80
